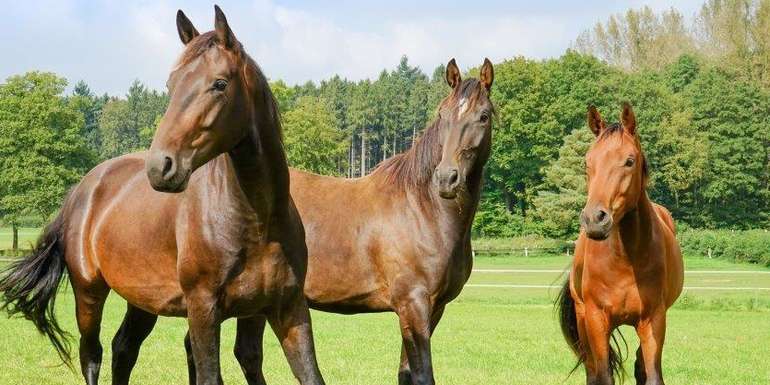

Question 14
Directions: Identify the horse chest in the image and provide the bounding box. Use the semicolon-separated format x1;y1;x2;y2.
222;241;299;317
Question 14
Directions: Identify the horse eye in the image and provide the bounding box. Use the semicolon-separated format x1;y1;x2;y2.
625;158;635;167
479;114;489;123
213;79;228;91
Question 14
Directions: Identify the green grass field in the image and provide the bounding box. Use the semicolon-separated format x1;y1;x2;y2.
0;230;769;384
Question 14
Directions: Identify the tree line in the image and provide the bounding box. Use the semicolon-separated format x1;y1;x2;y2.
0;0;768;250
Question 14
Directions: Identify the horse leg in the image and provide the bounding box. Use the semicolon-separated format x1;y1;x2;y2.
267;294;325;385
111;304;158;385
583;305;613;385
636;313;667;385
186;293;223;385
575;309;598;384
234;316;269;385
634;347;646;385
395;288;434;385
74;286;109;385
398;304;445;385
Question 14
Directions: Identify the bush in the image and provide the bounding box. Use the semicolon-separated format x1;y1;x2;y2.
472;200;525;237
678;229;770;266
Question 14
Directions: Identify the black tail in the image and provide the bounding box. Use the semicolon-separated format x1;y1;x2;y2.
556;278;626;382
0;214;71;367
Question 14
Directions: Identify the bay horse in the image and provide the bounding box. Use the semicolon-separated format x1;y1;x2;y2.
286;59;495;385
557;103;684;385
0;6;325;385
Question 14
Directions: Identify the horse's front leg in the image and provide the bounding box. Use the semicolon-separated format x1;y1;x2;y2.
395;287;434;385
583;304;614;385
398;304;445;385
186;290;224;385
636;311;667;385
267;292;325;385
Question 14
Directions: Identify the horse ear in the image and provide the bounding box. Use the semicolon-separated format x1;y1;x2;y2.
480;58;494;91
620;102;637;135
214;5;237;49
445;58;461;89
176;10;199;45
587;105;605;136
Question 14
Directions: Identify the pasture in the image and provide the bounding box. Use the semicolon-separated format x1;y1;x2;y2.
0;241;768;385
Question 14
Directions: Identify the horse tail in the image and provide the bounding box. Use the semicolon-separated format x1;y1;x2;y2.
556;277;584;374
0;213;72;367
557;277;627;382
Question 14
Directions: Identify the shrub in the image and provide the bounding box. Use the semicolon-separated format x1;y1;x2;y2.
678;229;770;266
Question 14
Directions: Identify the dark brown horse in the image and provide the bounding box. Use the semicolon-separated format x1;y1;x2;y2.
557;104;684;385
0;7;325;385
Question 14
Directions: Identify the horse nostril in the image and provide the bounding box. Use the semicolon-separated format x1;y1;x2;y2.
448;169;459;186
596;210;607;223
162;156;174;179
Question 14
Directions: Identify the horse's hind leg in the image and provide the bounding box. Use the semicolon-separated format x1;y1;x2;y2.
634;347;646;384
111;304;158;385
74;285;109;385
234;316;268;385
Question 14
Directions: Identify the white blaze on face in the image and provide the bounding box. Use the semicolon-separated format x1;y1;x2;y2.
457;97;469;119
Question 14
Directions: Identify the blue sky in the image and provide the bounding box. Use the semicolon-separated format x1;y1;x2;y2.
0;0;704;95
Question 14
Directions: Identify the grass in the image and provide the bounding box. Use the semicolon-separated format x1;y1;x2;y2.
0;227;40;251
0;250;768;385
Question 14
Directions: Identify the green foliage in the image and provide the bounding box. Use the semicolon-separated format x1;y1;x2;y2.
98;80;167;159
678;229;770;266
282;96;348;175
0;72;93;223
530;128;593;239
471;199;524;237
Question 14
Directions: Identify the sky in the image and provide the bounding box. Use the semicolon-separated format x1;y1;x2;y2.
0;0;704;96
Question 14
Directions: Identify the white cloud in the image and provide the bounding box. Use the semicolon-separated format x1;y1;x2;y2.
0;0;705;95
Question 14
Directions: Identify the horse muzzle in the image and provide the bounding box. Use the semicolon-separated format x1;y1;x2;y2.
146;151;192;193
581;207;613;240
434;166;461;199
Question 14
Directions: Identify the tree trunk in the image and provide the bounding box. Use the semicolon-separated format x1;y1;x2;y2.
361;127;367;176
12;222;18;255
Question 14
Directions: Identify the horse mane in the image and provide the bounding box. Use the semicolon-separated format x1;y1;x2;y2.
371;116;444;189
370;78;492;191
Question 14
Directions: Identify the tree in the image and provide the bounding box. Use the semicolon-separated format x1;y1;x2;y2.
98;80;167;159
0;72;92;252
69;80;106;161
531;128;594;238
282;96;348;175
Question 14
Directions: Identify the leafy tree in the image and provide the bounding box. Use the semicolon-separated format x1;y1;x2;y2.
0;72;92;251
531;128;593;238
282;96;348;175
98;80;167;159
69;80;106;160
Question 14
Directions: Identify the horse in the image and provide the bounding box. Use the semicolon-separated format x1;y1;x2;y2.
557;103;684;385
283;59;494;385
0;6;325;385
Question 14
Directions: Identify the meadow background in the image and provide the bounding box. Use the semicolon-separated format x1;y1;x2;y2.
0;1;769;384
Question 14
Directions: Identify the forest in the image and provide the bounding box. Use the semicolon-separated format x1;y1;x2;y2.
0;0;768;244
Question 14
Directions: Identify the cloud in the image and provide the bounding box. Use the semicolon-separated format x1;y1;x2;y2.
0;0;705;95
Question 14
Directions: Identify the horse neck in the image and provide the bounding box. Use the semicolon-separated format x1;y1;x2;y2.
615;190;655;260
227;95;289;222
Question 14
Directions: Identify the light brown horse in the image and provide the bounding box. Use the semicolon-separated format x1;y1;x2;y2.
557;103;684;385
0;7;325;385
